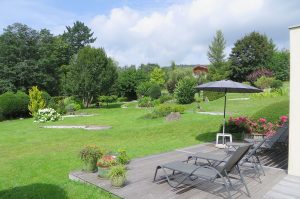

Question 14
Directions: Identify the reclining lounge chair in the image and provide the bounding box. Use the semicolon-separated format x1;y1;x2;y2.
153;144;252;199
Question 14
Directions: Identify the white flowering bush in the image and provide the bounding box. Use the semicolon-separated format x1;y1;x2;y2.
34;108;62;123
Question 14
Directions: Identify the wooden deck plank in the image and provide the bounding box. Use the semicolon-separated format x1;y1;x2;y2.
264;175;300;199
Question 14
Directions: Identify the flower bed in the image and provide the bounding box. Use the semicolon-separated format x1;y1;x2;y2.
223;115;288;139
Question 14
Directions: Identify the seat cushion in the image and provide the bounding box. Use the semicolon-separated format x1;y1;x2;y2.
162;161;218;179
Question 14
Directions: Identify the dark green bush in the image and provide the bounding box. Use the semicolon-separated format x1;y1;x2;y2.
148;84;161;99
174;77;196;104
0;91;29;119
137;82;161;99
0;108;3;121
50;96;66;114
138;97;154;107
42;91;55;108
136;82;152;97
270;79;283;89
203;91;224;101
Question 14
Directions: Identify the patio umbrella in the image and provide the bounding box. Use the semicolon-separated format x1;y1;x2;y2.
195;80;262;144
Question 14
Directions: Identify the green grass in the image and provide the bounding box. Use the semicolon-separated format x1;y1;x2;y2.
0;92;289;199
251;100;289;122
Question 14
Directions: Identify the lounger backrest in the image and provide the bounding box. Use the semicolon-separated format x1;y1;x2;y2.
278;124;289;143
221;144;251;174
263;125;288;149
246;138;267;157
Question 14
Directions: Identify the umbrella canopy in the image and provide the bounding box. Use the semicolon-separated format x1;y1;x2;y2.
195;80;262;93
195;80;262;145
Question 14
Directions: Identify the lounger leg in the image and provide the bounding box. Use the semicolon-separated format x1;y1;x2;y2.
255;155;265;176
153;166;161;182
219;174;233;199
237;165;251;197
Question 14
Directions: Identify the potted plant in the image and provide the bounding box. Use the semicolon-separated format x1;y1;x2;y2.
108;165;127;188
116;149;130;165
97;155;117;178
79;145;103;172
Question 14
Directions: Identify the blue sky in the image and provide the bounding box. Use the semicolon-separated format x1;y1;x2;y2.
1;0;299;66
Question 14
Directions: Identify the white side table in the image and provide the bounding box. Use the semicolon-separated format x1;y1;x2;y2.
216;133;232;148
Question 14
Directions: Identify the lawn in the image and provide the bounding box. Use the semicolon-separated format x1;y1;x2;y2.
0;92;289;199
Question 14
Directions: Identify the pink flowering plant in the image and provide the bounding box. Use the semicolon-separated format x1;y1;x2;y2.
223;115;288;138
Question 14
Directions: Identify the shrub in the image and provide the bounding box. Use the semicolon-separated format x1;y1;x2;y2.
64;97;82;113
98;95;118;107
15;91;30;117
158;94;173;103
0;91;29;119
254;76;274;89
145;104;185;119
270;79;283;89
34;108;62;123
51;96;66;114
174;77;196;104
148;84;161;99
246;68;273;83
41;91;53;107
137;82;161;99
28;86;46;116
136;82;152;97
138;97;154;107
0;108;3;122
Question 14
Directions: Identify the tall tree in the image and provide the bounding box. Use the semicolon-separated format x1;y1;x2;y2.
0;24;67;95
65;46;117;107
207;30;226;68
63;21;96;57
229;32;275;81
268;49;290;81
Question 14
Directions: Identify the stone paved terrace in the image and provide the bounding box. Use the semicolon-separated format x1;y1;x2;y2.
70;143;288;199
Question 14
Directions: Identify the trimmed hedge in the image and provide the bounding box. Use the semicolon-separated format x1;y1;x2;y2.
251;100;289;122
0;91;29;119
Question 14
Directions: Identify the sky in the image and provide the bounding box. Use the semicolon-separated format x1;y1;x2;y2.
0;0;299;66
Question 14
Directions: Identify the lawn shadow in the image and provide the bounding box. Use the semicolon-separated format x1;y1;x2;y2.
0;183;67;199
195;131;218;143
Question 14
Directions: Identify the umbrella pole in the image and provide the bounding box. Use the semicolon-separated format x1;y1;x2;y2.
222;91;227;144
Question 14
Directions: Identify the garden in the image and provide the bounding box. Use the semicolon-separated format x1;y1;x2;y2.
0;22;290;199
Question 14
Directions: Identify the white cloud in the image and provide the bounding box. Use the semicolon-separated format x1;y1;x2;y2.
89;0;300;66
1;0;299;66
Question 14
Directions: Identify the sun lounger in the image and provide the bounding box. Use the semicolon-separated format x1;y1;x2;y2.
153;144;252;199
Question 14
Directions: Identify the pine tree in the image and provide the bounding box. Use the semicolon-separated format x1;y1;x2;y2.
207;30;226;68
